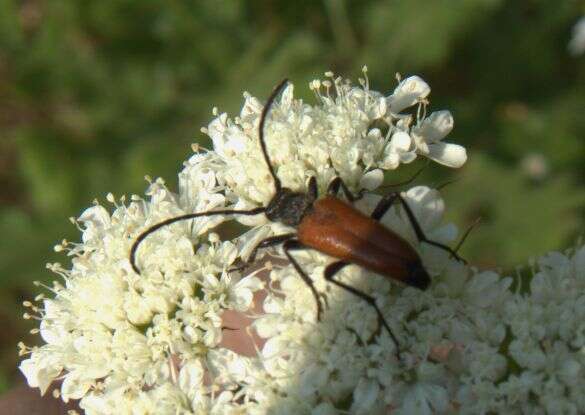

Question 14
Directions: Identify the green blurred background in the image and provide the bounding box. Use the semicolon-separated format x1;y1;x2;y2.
1;0;584;392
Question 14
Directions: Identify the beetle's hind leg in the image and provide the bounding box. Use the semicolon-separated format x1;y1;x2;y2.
282;239;328;321
324;261;401;360
372;192;466;263
318;192;416;356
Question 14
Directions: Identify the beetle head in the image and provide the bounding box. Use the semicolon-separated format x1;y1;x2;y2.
265;188;314;227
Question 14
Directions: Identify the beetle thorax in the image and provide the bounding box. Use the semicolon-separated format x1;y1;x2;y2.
265;188;314;227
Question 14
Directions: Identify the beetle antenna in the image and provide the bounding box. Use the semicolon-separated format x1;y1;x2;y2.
453;217;481;256
436;177;461;191
379;160;429;190
130;206;265;275
259;79;289;193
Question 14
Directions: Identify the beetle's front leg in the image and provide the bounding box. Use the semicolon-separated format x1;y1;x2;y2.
327;177;364;202
229;233;295;273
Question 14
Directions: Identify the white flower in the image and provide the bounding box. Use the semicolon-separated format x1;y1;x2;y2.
24;69;583;414
19;351;64;395
398;382;449;415
19;172;264;412
568;16;585;56
383;75;466;168
499;247;585;411
411;110;467;168
386;75;430;115
380;131;416;169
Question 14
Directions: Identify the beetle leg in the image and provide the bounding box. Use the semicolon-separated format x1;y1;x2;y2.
345;326;365;347
229;233;296;273
324;261;401;360
327;177;364;202
370;192;398;221
324;260;348;277
371;192;466;263
282;239;326;321
307;176;318;203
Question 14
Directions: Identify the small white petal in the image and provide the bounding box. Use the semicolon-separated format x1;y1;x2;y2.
311;402;338;415
372;96;387;119
404;186;445;231
238;226;272;262
400;383;448;415
399;151;417;164
560;359;581;383
233;199;269;227
426;142;467;168
178;359;204;397
254;314;281;338
387;76;430;113
464;271;512;308
360;169;384;190
61;372;93;401
568;17;585;56
380;152;400;170
230;275;263;310
19;356;63;395
350;379;380;414
390;131;412;152
279;84;294;110
124;291;153;325
78;205;111;229
19;359;41;390
414;110;454;142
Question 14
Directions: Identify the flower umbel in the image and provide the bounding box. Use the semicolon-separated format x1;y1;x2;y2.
19;69;577;414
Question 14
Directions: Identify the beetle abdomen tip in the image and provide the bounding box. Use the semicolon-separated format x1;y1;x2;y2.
406;266;431;290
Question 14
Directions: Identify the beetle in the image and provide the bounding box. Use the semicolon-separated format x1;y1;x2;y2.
130;79;465;358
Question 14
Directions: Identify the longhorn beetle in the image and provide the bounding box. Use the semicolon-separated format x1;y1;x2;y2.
130;79;465;358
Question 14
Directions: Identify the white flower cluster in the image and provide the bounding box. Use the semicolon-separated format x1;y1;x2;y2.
18;70;580;414
19;181;264;413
